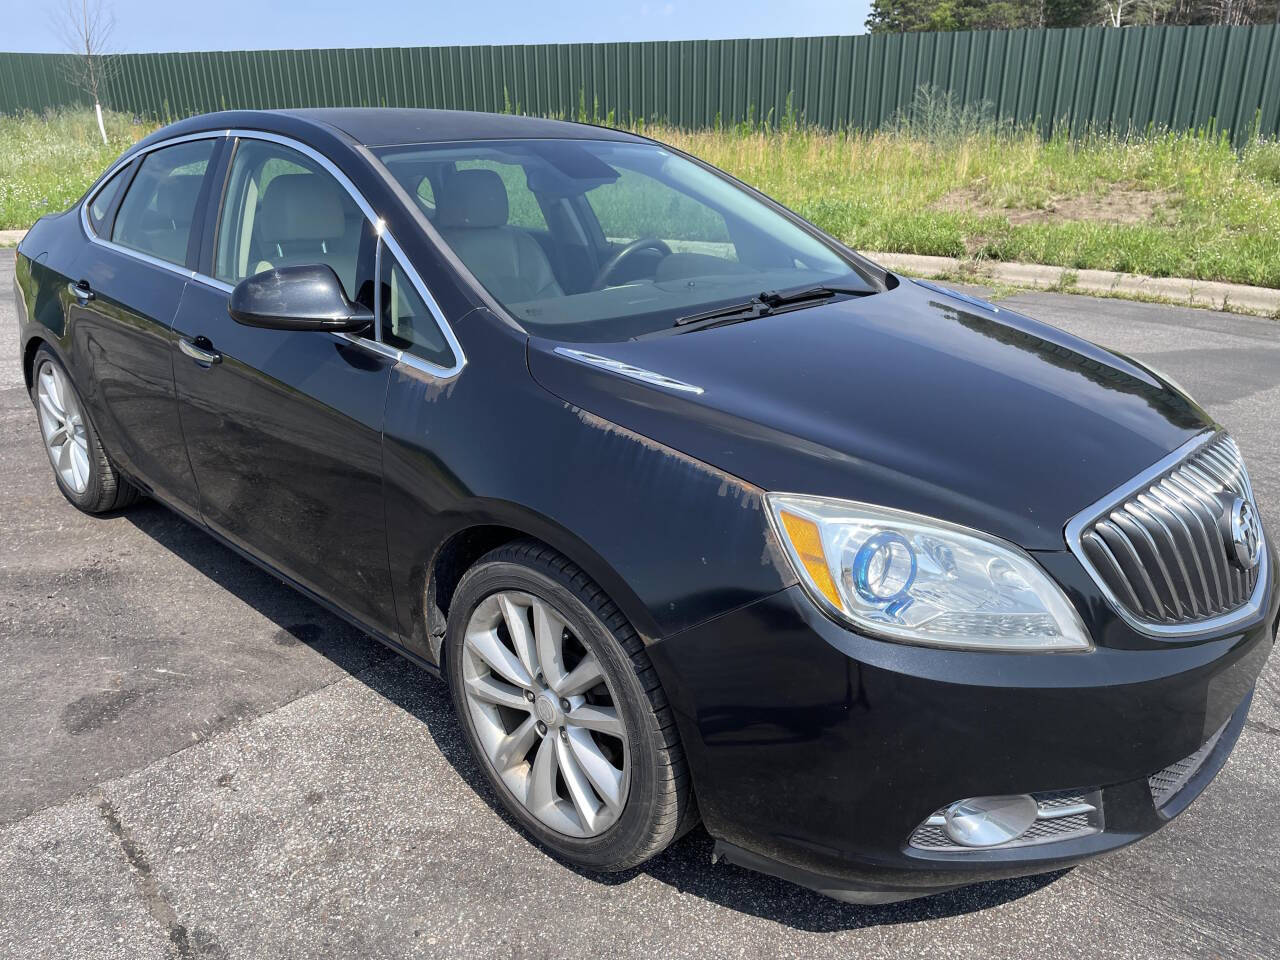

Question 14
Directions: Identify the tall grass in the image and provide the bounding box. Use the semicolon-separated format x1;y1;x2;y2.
2;108;1278;289
0;110;147;232
647;124;1280;288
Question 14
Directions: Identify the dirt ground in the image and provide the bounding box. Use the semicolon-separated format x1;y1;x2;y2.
936;184;1171;226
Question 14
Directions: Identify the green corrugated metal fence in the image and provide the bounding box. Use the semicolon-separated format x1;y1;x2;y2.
2;25;1279;143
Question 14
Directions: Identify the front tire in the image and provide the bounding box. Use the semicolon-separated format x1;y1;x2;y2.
30;346;138;514
445;539;696;872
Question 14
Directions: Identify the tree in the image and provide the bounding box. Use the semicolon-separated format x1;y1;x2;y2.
865;0;1094;31
1203;0;1261;23
1043;0;1102;25
864;0;1279;30
1102;0;1130;23
866;0;1033;31
53;0;117;145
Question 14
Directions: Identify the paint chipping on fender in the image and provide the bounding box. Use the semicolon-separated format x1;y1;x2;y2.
572;406;757;502
570;405;795;581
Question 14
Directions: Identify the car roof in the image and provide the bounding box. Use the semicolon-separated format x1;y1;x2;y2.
283;108;646;147
140;107;647;150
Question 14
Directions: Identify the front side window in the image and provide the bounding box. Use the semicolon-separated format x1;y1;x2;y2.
111;139;215;266
214;139;372;304
375;138;877;342
380;245;455;369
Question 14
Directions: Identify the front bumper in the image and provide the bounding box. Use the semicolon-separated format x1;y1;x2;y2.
649;566;1278;904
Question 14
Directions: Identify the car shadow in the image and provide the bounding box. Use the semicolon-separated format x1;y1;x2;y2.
124;501;1068;932
124;501;396;677
361;661;1068;932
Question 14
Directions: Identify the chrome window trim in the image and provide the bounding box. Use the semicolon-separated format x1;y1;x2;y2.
335;331;403;362
373;225;384;342
1064;430;1270;639
80;128;466;382
194;275;235;294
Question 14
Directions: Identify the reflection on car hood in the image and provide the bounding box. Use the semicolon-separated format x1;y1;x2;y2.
527;280;1213;550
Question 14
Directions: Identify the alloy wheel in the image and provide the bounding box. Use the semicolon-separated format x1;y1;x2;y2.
461;590;630;838
35;361;91;495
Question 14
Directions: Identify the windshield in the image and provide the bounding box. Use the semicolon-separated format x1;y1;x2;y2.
374;138;880;342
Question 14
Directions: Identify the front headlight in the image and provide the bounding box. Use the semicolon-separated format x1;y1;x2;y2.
767;494;1092;652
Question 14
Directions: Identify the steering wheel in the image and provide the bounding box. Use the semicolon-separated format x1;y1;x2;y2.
591;237;673;290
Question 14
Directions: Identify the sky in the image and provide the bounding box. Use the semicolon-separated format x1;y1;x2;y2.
2;0;872;53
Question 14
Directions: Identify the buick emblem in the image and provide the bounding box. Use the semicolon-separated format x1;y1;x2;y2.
1227;497;1263;571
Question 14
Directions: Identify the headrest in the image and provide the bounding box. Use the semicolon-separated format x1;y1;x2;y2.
153;175;202;223
435;169;510;229
258;173;345;243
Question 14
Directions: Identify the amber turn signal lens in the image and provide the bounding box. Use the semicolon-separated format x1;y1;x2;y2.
778;510;842;608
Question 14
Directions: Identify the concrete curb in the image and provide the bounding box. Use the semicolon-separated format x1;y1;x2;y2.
0;229;25;247
867;251;1280;318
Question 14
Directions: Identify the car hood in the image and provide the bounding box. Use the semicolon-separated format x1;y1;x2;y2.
526;279;1213;550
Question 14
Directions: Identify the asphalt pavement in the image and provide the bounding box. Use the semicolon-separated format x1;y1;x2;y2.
2;253;1278;959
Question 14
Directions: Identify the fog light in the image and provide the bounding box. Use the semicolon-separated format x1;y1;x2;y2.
943;795;1038;847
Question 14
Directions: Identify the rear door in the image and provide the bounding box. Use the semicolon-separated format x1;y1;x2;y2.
170;135;398;634
69;136;221;512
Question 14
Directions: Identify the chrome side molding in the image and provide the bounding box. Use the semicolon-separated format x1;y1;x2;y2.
553;348;705;395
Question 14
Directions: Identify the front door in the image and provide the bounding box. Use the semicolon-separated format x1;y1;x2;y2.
170;137;397;634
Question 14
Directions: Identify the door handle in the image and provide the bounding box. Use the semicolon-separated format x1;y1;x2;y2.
68;280;94;302
178;336;222;366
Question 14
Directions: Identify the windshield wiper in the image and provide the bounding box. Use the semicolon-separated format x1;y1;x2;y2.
672;298;774;330
672;284;874;331
757;283;872;308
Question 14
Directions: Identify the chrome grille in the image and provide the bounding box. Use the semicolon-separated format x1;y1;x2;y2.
1067;432;1267;636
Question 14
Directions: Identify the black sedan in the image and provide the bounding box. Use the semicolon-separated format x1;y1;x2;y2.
12;108;1275;904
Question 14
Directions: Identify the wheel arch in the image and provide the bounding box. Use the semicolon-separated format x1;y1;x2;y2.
23;334;51;391
420;502;665;665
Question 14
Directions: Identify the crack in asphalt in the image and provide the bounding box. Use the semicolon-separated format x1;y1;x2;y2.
64;666;394;958
96;794;224;958
1244;717;1280;738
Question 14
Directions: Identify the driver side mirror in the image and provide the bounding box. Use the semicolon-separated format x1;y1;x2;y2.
228;264;373;333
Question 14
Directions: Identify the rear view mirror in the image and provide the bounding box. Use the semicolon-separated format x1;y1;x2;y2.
228;264;373;333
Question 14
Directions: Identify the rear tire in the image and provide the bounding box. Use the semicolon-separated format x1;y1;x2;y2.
30;346;139;515
445;539;697;872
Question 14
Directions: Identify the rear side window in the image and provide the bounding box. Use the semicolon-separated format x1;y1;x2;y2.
380;246;455;369
111;140;215;266
87;165;129;235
